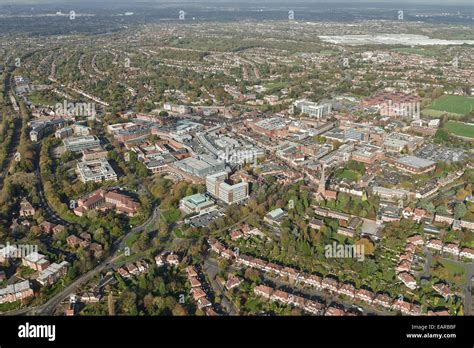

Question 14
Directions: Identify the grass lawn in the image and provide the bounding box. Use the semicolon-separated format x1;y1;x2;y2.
444;121;474;139
337;169;360;182
319;49;339;56
0;300;22;312
126;233;140;247
27;91;60;106
17;266;37;278
392;47;438;57
437;259;466;285
264;81;289;93
429;95;474;116
244;297;262;312
162;208;182;224
421;109;459;119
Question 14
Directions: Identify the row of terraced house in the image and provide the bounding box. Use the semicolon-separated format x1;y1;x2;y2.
395;235;423;290
254;284;338;316
185;265;218;316
209;239;430;316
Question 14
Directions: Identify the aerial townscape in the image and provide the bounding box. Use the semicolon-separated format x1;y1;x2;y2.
0;0;473;322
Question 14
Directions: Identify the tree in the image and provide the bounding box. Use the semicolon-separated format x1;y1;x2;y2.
172;304;188;316
420;200;435;214
434;129;450;143
435;204;449;215
143;293;154;314
356;238;375;256
456;187;470;201
454;203;467;220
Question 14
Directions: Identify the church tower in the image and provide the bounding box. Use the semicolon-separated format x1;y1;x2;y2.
318;165;326;196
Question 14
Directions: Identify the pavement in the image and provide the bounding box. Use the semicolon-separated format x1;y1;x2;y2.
420;247;433;279
203;258;239;315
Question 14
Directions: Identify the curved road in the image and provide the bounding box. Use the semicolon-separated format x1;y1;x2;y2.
3;205;159;316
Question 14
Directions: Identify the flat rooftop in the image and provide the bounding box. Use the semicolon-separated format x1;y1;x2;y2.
396;155;435;169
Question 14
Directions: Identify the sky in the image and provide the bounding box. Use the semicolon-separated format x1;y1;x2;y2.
0;0;472;4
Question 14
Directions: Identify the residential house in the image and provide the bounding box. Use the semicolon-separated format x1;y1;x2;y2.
0;280;34;304
22;252;50;271
304;300;325;315
426;239;443;251
197;297;212;309
398;271;417;289
432;283;452;300
460;248;474;260
271;290;290;304
321;277;339;292
444;243;460;256
19;199;35;218
166;253;180;266
39;221;55;234
66;235;83;248
392;299;412;315
37;261;69;286
325;305;346;316
186;266;198;278
191;288;207;301
52;225;66;235
189;277;202;288
225;276;242;290
338;283;356;298
406;235;424;246
374;294;392;309
395;260;412;274
355;289;374;303
254;285;273;299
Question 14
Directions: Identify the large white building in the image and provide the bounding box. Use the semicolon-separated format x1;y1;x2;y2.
179;193;216;215
76;159;118;183
293;100;332;119
206;172;249;204
63;135;100;152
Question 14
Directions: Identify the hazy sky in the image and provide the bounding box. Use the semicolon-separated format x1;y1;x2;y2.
0;0;472;4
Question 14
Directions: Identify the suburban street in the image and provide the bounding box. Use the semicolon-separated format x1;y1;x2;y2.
35;167;71;227
203;258;239;315
2;205;160;316
423;249;473;315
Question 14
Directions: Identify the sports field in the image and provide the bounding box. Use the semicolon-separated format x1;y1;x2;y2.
392;47;438;57
444;121;474;139
428;95;474;116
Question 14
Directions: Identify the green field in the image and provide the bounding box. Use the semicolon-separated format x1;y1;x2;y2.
392;47;438;57
428;95;474;116
337;169;360;182
319;49;339;56
421;109;457;119
438;259;466;285
444;121;474;139
264;81;289;93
